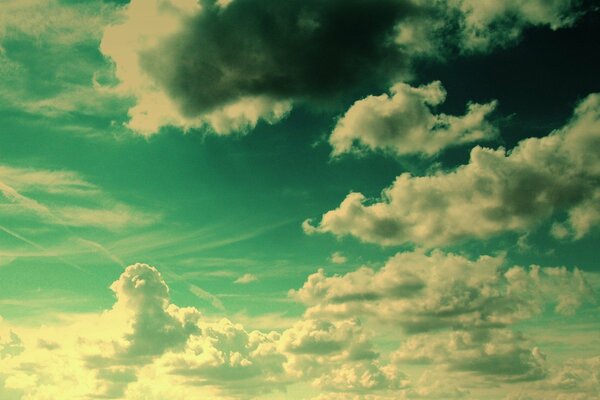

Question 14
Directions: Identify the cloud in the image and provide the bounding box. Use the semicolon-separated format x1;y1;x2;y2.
329;81;497;157
291;249;594;385
0;0;129;125
0;0;115;45
0;263;397;399
291;250;593;331
330;251;348;265
234;273;258;284
0;332;23;360
0;164;158;231
100;0;410;135
305;93;600;247
93;263;202;365
99;0;589;136
394;329;548;381
189;284;226;310
0;260;596;398
447;0;583;52
503;356;600;399
396;0;587;56
312;361;405;393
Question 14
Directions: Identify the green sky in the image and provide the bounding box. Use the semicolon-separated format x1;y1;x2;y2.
0;0;599;399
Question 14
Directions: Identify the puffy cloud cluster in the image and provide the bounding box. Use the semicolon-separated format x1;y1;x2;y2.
100;0;588;136
329;81;497;157
292;250;594;384
0;263;403;399
306;93;600;247
292;250;593;331
101;0;408;135
0;257;596;399
394;329;548;381
502;356;600;399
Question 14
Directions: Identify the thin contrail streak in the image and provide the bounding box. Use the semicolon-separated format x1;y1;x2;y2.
0;224;87;273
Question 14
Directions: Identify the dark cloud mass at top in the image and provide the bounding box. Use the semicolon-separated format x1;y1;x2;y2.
140;0;413;115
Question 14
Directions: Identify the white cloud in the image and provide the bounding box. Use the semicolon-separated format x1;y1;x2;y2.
330;251;348;265
189;284;226;310
312;361;405;393
329;81;497;157
99;0;291;136
292;250;594;386
394;329;548;381
447;0;581;51
291;250;593;331
0;263;397;399
306;93;600;247
0;259;596;398
503;356;600;399
0;164;158;231
0;0;115;45
97;0;588;137
0;166;94;195
234;273;258;284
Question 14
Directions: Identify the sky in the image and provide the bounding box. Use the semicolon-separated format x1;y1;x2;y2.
0;0;599;399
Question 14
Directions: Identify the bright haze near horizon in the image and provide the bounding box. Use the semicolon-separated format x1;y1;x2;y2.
0;0;599;399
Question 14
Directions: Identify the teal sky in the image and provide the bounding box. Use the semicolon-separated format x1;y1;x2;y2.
0;1;599;399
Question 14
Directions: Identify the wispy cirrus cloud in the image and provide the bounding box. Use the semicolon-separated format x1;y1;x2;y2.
0;164;158;231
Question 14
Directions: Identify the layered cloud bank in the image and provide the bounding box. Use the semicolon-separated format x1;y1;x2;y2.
99;0;587;136
0;263;397;399
306;93;600;246
0;255;596;399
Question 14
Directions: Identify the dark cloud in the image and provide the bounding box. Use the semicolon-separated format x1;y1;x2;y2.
140;0;413;116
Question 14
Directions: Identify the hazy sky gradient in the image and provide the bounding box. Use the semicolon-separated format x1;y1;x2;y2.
0;1;599;399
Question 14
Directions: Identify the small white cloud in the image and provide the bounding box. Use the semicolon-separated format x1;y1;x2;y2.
330;251;348;265
233;273;258;285
329;81;497;157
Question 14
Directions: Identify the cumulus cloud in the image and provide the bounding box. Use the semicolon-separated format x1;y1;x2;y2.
292;250;594;384
503;356;600;399
101;0;409;135
100;0;588;136
329;81;497;157
394;329;548;381
0;259;596;398
291;250;593;331
312;362;405;393
0;263;400;399
306;93;600;247
447;0;584;51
